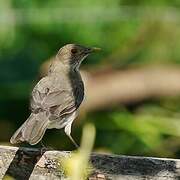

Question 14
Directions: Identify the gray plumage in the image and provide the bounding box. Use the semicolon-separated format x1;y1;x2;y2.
10;44;99;147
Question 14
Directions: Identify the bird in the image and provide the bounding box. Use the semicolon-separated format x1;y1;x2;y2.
10;44;100;148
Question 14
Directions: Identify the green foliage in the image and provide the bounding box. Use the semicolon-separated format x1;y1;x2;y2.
91;106;180;157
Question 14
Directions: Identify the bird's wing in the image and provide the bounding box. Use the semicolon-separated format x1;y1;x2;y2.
30;76;83;118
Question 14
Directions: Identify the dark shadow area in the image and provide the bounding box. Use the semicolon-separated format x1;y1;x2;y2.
4;146;45;180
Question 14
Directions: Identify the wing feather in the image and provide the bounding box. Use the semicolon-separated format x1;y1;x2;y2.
30;75;84;119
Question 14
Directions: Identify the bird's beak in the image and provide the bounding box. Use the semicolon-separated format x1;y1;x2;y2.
91;47;101;52
84;47;101;54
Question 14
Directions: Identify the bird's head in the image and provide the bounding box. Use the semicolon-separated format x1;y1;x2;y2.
56;44;100;69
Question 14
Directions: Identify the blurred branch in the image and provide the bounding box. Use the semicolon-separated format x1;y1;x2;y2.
41;62;180;112
83;65;180;112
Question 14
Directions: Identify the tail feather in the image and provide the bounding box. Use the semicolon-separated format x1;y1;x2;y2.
10;112;49;145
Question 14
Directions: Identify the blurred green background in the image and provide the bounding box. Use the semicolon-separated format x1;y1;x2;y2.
1;0;180;158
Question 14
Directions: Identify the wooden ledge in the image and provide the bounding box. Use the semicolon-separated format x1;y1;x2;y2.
0;145;180;179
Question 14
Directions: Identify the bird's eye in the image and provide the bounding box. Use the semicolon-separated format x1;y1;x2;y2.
71;48;78;54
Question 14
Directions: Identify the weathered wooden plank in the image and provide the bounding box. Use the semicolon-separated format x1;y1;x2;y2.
0;145;180;180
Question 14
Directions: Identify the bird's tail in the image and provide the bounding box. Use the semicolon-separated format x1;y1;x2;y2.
10;112;49;145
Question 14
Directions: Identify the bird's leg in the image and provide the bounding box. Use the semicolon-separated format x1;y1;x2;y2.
40;139;55;152
39;140;47;155
65;122;79;148
68;134;79;148
40;139;46;148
